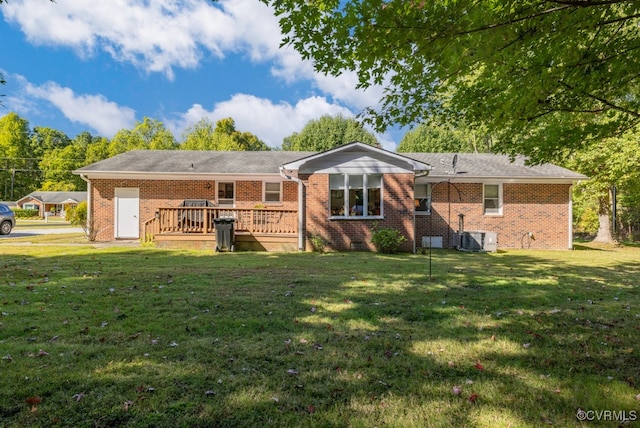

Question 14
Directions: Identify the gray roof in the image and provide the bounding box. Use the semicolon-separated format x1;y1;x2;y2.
17;191;88;204
74;150;316;175
74;149;586;181
405;153;587;180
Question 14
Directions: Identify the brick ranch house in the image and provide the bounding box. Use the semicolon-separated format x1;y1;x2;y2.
73;142;586;252
16;191;87;218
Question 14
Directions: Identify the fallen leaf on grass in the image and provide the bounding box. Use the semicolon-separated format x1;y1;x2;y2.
452;386;462;395
474;362;484;371
307;405;315;414
72;393;85;402
468;393;479;403
26;396;42;405
36;349;49;357
287;369;299;375
123;400;134;411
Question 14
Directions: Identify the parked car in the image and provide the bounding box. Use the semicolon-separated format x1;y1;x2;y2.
0;203;16;235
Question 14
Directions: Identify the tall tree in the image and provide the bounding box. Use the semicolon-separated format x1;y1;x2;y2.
263;1;640;163
109;117;177;156
560;131;640;243
0;112;38;199
181;117;270;151
39;144;87;191
282;114;378;151
84;135;111;164
30;126;72;159
39;132;102;191
398;122;494;153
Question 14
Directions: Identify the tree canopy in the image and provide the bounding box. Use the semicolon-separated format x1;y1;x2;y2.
397;121;494;153
264;0;640;163
282;114;378;151
181;118;270;151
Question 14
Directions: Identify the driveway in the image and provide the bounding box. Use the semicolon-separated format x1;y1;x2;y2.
6;226;84;238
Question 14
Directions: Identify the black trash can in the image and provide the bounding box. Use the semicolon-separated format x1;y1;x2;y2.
213;218;235;252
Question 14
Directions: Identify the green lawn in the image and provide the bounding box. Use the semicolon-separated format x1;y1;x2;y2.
0;241;638;427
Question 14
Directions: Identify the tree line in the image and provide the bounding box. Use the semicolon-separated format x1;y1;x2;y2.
0;112;378;199
2;110;639;242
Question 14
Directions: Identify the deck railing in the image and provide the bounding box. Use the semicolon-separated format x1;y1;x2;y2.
143;207;298;241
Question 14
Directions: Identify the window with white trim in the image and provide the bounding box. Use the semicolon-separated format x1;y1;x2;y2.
483;183;502;215
330;173;382;217
415;183;431;214
264;182;281;202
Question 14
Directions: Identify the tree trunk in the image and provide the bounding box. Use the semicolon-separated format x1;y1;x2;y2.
592;190;614;243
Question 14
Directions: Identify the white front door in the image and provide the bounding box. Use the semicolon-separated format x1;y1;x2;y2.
115;188;140;239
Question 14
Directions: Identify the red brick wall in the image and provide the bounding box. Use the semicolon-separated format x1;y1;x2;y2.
302;172;415;252
89;179;298;241
416;182;572;250
90;177;572;251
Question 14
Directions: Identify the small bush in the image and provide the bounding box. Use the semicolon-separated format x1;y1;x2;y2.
308;233;326;252
66;202;87;227
66;201;97;241
371;224;407;254
13;208;39;219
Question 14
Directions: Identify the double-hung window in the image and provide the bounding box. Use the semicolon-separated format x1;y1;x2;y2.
483;183;502;215
330;173;382;218
264;182;281;203
414;183;432;214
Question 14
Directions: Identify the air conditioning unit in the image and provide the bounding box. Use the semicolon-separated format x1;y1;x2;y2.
457;231;497;252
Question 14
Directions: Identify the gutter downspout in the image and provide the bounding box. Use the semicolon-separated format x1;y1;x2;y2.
279;167;305;251
568;184;574;249
79;174;91;233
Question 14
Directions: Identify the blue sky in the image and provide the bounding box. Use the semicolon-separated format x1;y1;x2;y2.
0;0;404;150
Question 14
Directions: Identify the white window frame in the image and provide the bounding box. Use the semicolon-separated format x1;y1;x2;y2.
415;183;432;215
329;173;383;219
483;183;503;215
264;181;282;203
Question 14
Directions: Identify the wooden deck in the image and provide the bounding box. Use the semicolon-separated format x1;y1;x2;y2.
142;207;299;251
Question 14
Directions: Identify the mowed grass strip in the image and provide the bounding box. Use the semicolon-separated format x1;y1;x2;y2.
0;242;638;427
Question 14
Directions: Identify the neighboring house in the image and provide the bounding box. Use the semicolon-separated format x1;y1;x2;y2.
16;191;88;218
73;142;586;252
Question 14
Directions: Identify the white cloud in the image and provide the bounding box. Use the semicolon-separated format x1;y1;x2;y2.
166;94;355;148
11;75;136;137
2;0;240;78
2;0;400;147
166;94;399;150
2;0;384;111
